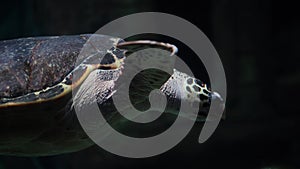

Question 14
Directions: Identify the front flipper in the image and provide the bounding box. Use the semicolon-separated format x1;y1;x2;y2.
112;41;178;122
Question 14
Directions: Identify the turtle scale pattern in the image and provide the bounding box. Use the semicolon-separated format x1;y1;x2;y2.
0;35;91;98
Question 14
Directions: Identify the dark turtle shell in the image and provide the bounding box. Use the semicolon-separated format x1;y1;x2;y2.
0;34;125;156
0;34;124;100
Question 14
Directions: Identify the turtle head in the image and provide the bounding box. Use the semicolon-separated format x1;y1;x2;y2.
161;69;225;122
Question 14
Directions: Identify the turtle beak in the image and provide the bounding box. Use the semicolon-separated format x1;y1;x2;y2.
210;91;226;120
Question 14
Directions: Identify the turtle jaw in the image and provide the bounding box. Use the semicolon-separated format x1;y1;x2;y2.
211;91;225;116
162;87;225;122
199;91;226;121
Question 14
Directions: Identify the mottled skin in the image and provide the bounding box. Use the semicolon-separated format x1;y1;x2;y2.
0;35;221;156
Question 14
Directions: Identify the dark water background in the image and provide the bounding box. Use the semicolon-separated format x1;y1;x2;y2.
0;0;299;169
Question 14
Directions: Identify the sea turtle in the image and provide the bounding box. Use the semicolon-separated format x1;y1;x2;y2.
0;34;224;156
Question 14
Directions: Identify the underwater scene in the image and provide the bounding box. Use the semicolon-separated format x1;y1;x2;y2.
0;0;299;169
